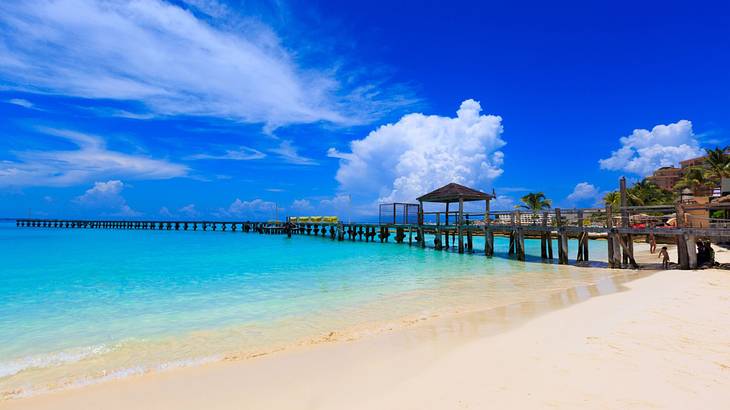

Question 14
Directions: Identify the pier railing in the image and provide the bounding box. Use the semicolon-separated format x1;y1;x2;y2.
15;200;730;271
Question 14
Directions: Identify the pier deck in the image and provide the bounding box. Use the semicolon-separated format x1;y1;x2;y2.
15;200;730;270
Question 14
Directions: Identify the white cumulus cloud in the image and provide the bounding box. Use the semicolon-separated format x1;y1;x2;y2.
329;99;505;203
490;195;515;210
599;120;704;176
178;204;198;218
567;182;600;202
74;180;140;216
216;198;279;219
0;0;412;129
290;199;313;211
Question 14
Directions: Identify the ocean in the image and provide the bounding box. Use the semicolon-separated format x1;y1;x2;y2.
1;222;623;398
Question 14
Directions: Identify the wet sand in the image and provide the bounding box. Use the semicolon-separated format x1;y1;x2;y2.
4;244;730;409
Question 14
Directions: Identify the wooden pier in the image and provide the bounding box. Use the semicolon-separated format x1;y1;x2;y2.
13;219;287;234
14;181;730;270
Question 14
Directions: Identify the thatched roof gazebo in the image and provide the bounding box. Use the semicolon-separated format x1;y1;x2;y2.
417;182;493;203
416;182;494;253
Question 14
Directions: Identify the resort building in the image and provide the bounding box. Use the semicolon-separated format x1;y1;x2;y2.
646;166;683;191
647;151;727;196
679;155;708;169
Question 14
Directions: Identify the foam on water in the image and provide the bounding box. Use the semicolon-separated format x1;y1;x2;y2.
0;345;110;379
0;222;618;398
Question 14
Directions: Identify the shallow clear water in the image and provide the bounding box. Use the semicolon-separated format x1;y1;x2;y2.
0;222;617;398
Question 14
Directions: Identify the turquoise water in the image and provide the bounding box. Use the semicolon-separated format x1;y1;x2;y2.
0;222;613;397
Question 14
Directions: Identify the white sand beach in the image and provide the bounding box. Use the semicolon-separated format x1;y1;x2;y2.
5;244;729;410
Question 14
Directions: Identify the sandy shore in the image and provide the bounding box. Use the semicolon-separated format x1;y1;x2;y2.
5;248;730;409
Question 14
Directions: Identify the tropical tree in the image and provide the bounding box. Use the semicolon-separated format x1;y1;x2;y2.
703;146;730;183
517;192;552;212
516;192;551;224
603;191;621;210
674;166;714;193
603;187;644;210
603;179;674;211
631;180;674;205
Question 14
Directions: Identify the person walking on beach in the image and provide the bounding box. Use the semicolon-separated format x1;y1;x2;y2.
658;246;670;269
649;231;657;254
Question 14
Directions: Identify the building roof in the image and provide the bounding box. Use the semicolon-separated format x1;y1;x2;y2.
416;183;493;203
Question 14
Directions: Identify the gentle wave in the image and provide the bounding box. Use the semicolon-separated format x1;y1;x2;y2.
0;344;111;379
4;353;225;399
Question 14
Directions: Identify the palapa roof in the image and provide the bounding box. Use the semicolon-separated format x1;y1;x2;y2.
416;182;493;203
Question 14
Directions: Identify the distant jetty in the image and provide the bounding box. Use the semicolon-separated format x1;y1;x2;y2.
16;181;730;270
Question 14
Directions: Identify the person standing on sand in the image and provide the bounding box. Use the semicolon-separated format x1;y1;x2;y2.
658;246;670;269
649;231;657;254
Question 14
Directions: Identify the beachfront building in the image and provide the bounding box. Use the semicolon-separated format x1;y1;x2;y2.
647;152;726;197
646;166;683;191
679;155;708;169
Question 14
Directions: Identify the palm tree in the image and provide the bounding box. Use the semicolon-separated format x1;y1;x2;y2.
674;166;713;193
631;180;673;205
517;192;551;224
603;179;672;211
517;192;552;211
703;147;730;182
603;191;621;210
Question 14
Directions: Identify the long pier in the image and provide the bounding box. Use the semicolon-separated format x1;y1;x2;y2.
14;219;284;233
15;200;730;270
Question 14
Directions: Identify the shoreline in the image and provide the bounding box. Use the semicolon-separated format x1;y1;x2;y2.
0;237;624;400
4;244;729;408
6;268;727;409
1;264;647;401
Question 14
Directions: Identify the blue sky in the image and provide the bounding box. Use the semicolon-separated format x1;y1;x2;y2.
1;0;728;220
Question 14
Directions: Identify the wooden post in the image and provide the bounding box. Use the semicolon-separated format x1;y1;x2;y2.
541;211;548;259
546;215;554;260
555;208;568;264
676;204;689;269
508;213;516;255
515;210;525;261
486;229;494;257
619;176;634;265
458;197;464;254
606;209;613;268
606;206;621;268
576;211;584;262
396;227;405;244
484;199;493;257
444;202;451;249
616;233;640;269
582;214;589;262
466;228;473;252
686;233;697;269
418;200;424;225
